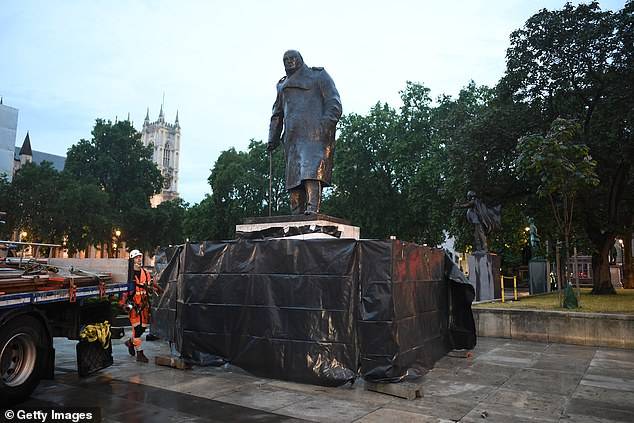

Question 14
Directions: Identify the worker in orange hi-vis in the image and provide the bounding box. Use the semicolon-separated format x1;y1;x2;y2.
120;249;159;363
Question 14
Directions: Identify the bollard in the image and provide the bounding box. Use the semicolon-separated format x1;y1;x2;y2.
501;276;505;303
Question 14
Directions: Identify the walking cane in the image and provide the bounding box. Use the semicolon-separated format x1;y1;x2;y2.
268;150;272;216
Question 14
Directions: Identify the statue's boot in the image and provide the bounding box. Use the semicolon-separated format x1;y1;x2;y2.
289;188;306;215
304;180;321;215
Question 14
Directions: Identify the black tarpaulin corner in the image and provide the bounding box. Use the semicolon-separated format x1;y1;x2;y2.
445;253;477;350
151;245;182;342
151;239;476;386
358;241;462;383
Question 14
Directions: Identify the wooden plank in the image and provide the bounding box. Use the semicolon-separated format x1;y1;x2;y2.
365;381;423;400
447;349;474;359
154;355;191;370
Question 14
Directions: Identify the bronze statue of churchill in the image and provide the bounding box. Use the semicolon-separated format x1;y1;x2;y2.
268;50;342;215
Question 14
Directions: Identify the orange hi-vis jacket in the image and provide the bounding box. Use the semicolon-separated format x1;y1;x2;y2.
121;268;154;327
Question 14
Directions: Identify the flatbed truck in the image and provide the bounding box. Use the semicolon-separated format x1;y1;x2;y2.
0;245;127;406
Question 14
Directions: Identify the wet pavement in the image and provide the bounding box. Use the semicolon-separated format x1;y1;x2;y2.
17;336;634;422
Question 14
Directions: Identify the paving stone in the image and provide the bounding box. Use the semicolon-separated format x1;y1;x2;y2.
165;375;252;398
545;343;596;359
121;368;208;389
384;396;476;422
424;362;517;386
564;398;634;423
573;384;634;412
589;357;634;371
586;364;634;381
530;354;592;374
475;347;540;367
431;355;477;370
354;407;453;422
485;388;567;418
594;349;634;362
559;413;631;423
502;368;583;396
416;379;496;402
213;385;308;412
580;373;634;392
275;397;380;422
502;340;549;353
460;401;559;423
265;379;392;408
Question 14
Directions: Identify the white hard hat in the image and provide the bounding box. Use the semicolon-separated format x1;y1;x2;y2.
129;249;143;259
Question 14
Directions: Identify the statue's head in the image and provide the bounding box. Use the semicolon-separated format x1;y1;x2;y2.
283;50;304;76
467;190;476;200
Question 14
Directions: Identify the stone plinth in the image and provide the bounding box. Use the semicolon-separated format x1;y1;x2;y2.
529;259;548;294
236;214;360;239
468;252;501;301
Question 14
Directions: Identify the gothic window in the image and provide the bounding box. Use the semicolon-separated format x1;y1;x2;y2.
163;148;170;168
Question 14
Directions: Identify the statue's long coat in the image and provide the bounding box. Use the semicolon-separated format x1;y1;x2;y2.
269;64;342;190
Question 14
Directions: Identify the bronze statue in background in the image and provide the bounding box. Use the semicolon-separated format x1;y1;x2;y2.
455;191;501;253
268;50;342;215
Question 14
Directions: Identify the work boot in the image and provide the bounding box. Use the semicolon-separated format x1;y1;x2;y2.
136;350;149;363
124;339;135;356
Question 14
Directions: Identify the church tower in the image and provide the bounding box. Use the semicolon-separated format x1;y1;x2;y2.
141;104;181;207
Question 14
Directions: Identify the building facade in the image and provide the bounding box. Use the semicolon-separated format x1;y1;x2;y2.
140;105;181;207
0;99;19;181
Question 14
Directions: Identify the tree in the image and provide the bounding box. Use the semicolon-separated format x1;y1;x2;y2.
206;139;286;239
56;173;111;254
10;162;64;244
503;1;634;293
326;82;448;244
151;199;187;248
516;118;600;288
64;119;163;250
183;195;215;241
326;103;406;238
0;175;15;239
435;81;544;266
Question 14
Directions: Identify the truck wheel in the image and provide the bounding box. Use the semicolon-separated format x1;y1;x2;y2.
0;315;45;406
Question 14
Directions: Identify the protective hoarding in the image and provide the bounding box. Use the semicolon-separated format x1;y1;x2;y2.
152;239;475;386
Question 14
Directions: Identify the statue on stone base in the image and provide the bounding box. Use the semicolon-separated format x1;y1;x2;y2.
528;217;541;258
455;191;501;253
268;50;342;215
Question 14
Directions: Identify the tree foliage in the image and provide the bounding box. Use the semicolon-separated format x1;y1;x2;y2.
10;162;64;244
325;82;449;244
64;119;164;251
516;118;600;285
503;1;634;293
190;139;286;240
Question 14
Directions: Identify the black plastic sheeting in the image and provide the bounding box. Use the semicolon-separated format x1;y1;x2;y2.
152;239;475;386
151;246;182;342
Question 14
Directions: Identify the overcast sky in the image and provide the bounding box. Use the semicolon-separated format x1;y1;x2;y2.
0;0;625;204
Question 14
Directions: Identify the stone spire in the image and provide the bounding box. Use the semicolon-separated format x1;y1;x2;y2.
159;103;164;122
19;132;32;156
175;110;180;128
144;107;150;126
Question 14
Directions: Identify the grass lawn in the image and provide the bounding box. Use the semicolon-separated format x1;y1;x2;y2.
473;288;634;314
